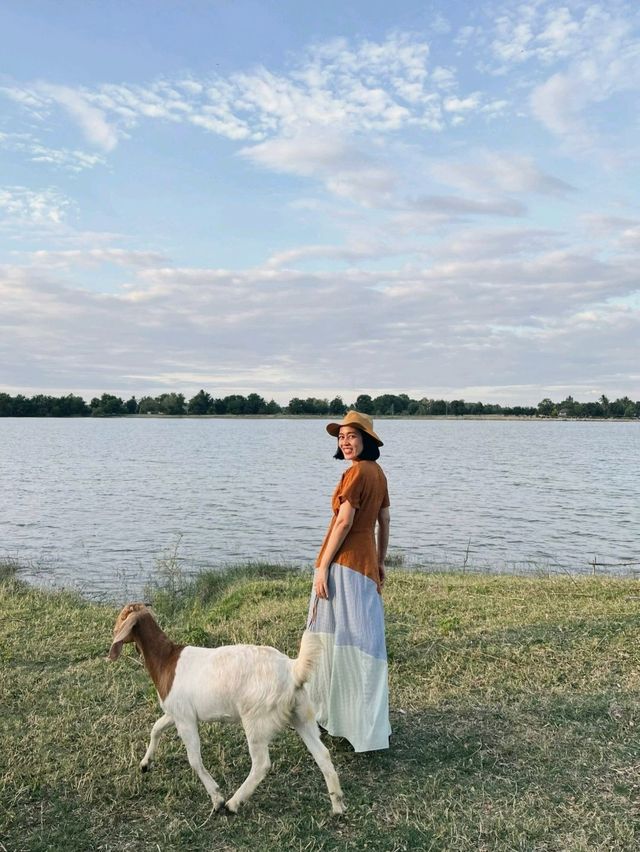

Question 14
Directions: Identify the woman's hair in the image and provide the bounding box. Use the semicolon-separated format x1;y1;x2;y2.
334;428;381;461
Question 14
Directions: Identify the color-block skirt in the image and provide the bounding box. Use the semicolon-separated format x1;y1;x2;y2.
306;562;390;752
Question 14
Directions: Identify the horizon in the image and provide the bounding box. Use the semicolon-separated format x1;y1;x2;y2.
1;1;639;406
1;386;636;411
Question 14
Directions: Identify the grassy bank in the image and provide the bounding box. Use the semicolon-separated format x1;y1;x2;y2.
2;563;640;851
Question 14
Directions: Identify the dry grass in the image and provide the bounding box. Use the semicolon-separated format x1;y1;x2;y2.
2;562;640;851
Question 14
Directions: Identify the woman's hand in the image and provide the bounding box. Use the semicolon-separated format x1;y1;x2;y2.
315;566;330;599
314;500;355;601
379;562;386;588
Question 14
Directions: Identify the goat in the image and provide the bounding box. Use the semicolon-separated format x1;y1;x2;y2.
107;603;344;815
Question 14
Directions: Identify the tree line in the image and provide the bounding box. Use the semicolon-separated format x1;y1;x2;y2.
0;390;638;419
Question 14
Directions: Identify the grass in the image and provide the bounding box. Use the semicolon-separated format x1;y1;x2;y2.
2;561;640;851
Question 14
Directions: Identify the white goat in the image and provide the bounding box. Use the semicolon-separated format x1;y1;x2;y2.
107;603;344;815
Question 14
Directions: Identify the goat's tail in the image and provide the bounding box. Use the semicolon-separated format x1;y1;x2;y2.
292;630;322;687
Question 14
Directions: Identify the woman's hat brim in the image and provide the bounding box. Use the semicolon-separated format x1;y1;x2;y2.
326;412;383;446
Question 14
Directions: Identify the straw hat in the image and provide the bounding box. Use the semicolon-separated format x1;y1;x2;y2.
326;410;383;446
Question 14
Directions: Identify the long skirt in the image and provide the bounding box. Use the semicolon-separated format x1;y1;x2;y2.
305;561;390;752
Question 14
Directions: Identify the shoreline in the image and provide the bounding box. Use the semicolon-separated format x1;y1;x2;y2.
1;413;636;422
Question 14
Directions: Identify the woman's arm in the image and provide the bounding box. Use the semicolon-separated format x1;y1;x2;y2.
376;507;390;587
315;499;356;599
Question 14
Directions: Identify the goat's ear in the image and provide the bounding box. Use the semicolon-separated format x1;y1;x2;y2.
107;640;125;661
107;610;142;661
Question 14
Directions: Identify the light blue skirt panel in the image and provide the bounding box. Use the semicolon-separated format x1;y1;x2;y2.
306;562;390;752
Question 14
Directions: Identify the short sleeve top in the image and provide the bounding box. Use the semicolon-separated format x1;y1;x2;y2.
316;460;390;590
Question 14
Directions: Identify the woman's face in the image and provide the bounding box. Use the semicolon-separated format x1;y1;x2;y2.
338;426;364;461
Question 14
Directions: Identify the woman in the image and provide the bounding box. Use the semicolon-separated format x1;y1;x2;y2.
306;410;391;752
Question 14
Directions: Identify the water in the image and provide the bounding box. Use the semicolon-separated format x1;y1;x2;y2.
1;417;638;598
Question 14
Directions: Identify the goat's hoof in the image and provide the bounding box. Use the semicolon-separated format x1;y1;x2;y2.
140;762;150;774
211;795;226;813
331;798;346;817
224;799;240;814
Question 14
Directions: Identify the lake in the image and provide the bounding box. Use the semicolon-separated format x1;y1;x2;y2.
1;417;638;599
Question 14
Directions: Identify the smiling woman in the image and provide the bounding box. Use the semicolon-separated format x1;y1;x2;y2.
305;410;391;753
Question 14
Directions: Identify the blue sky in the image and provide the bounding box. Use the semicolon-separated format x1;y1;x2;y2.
1;0;639;405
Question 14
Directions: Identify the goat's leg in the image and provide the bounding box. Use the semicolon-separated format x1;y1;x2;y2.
175;719;225;811
140;713;174;771
225;728;273;813
294;715;345;814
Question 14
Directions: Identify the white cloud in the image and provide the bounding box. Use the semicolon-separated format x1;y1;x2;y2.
265;241;394;268
526;5;640;146
443;94;481;112
0;132;106;172
0;31;482;162
39;83;120;151
240;130;399;206
489;2;626;67
0;186;71;227
28;143;106;171
432;151;576;197
409;194;525;218
27;248;168;269
1;14;639;403
2;218;637;401
530;70;590;141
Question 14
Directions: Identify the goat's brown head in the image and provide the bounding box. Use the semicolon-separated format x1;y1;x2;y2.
107;603;149;661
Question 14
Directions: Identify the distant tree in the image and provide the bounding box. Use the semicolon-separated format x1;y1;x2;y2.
537;398;556;416
371;394;395;415
188;389;213;415
28;394;53;416
582;401;603;418
395;394;411;413
49;394;90;416
328;396;347;416
558;395;577;417
355;394;373;414
449;399;466;416
508;406;536;416
153;393;185;415
372;393;412;415
91;393;126;416
10;395;33;416
609;397;630;418
0;393;13;416
223;394;248;415
465;401;484;415
124;396;138;414
245;393;267;415
310;397;330;415
431;399;447;415
287;397;329;414
264;399;282;415
137;396;161;414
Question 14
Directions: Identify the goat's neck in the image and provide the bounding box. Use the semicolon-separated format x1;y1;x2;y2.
134;614;184;699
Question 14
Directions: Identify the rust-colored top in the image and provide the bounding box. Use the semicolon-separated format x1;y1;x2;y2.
316;460;390;590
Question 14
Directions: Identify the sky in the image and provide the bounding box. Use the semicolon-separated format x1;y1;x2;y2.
1;0;639;406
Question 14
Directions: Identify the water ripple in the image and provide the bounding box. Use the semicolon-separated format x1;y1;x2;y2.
0;417;638;597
